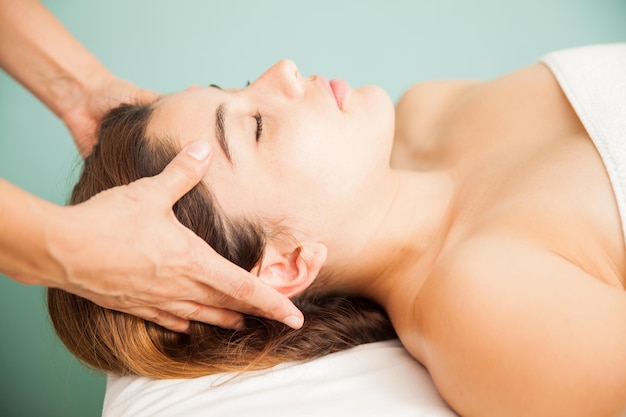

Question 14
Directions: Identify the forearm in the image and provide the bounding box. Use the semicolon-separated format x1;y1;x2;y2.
0;179;65;287
0;0;110;119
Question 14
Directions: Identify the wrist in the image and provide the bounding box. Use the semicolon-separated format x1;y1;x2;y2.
0;180;68;287
42;204;82;289
0;0;112;120
55;62;113;122
57;65;117;156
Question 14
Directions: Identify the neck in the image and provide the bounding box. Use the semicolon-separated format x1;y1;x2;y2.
320;168;455;308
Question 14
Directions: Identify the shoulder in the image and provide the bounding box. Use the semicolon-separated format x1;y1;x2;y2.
394;79;483;128
394;80;482;137
391;64;580;170
416;236;626;416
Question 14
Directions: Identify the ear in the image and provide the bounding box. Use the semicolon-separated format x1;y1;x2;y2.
251;242;327;298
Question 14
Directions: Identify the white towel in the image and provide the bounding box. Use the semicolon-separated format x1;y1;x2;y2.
542;43;626;242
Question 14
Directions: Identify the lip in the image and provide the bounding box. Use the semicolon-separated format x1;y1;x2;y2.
316;75;349;109
329;78;349;109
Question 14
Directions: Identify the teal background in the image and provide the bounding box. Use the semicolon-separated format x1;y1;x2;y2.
1;0;625;416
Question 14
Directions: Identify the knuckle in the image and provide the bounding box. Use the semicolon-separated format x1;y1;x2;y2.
219;312;245;330
168;162;194;182
209;290;231;308
124;179;158;205
125;177;150;195
193;306;244;330
229;278;256;302
133;307;161;322
136;307;189;332
262;302;286;321
178;303;202;321
164;160;200;189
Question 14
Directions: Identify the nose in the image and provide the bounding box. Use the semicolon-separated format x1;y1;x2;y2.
256;59;304;100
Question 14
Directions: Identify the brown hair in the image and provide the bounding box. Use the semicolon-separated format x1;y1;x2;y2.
47;103;396;379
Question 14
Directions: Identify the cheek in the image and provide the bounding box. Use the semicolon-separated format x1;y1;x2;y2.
270;98;392;187
208;161;304;221
209;90;395;220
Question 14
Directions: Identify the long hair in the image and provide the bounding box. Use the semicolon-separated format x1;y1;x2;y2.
47;102;396;379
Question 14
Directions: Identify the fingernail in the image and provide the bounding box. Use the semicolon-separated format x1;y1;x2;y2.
283;315;304;330
185;141;210;161
234;320;245;331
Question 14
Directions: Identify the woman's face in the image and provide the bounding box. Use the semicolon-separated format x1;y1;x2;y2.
147;60;395;239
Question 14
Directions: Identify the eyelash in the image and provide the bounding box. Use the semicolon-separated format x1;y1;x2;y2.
254;112;263;141
244;81;262;141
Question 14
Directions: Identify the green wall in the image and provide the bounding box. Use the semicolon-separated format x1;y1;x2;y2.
1;1;625;415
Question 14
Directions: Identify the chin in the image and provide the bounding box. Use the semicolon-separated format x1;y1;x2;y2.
361;85;395;140
347;85;395;165
356;84;394;121
357;84;393;104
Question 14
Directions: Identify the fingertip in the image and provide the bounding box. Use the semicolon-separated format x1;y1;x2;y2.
233;319;246;331
184;140;211;161
169;321;191;334
223;315;246;331
283;314;304;330
155;140;212;203
180;321;192;334
156;317;191;334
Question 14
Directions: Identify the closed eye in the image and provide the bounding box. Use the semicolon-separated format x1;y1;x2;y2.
254;112;263;141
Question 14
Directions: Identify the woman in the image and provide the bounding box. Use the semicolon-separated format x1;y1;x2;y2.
49;44;626;417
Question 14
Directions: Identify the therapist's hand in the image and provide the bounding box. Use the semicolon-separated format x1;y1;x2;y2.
49;140;304;332
61;73;160;157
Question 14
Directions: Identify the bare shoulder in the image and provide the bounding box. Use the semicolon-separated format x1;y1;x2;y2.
391;64;578;170
392;79;483;169
394;79;483;139
416;236;626;417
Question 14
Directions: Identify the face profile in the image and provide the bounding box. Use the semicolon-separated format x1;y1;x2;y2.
147;59;397;266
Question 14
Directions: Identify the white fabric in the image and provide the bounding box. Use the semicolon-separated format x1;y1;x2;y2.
102;340;459;417
542;43;626;242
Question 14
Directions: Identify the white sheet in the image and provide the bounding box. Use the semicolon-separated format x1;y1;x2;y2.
102;340;459;417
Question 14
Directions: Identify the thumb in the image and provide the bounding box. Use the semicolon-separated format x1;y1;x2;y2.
154;140;212;204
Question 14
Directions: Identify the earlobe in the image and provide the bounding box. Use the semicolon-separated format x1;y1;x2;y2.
252;242;327;297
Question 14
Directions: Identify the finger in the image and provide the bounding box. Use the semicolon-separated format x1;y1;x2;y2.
163;301;245;331
134;89;161;105
130;307;191;333
199;256;304;329
153;140;212;204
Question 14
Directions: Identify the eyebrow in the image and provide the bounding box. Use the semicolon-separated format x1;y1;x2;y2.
215;103;232;164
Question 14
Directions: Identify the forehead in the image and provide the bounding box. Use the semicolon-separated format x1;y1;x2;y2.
147;88;221;142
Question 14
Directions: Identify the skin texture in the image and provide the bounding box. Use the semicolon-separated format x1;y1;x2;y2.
0;0;303;332
147;60;626;416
